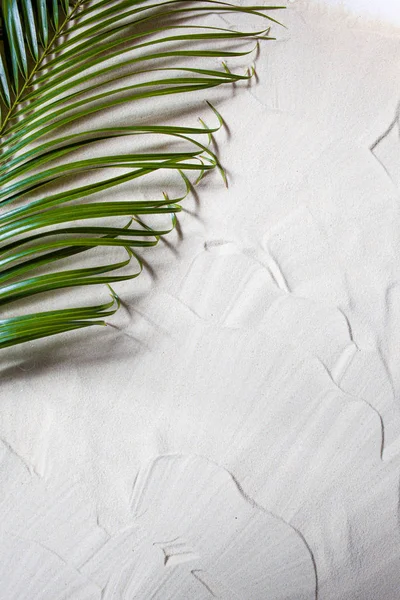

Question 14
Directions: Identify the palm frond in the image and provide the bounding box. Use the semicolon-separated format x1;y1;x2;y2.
0;0;284;349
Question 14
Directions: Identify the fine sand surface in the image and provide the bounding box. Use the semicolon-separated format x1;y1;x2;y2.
1;1;400;599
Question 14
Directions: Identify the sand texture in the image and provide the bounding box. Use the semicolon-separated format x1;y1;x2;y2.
1;1;400;598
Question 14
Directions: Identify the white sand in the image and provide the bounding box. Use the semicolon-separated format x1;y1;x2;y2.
1;1;400;598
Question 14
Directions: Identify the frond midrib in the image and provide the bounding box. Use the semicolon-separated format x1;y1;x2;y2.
0;0;84;137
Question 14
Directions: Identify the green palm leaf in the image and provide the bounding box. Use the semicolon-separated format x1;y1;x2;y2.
0;0;283;349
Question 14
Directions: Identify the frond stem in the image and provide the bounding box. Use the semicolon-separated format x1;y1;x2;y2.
0;0;84;137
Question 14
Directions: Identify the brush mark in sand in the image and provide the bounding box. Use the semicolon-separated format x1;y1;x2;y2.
78;454;317;598
177;228;384;457
370;102;400;187
153;538;199;567
262;206;397;457
129;454;317;600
